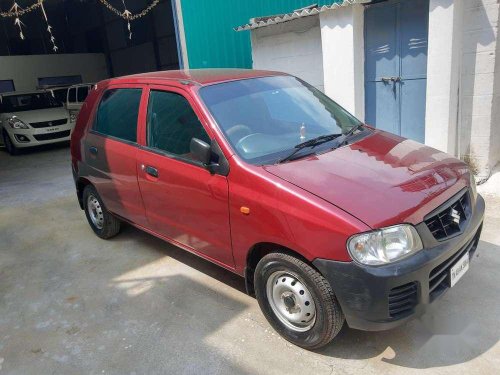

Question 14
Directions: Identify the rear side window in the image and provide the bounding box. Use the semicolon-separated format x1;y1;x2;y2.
94;88;142;143
77;86;90;102
146;90;210;159
68;88;76;103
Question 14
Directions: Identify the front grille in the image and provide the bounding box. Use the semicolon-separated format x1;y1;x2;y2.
30;118;67;128
429;234;479;301
388;282;418;318
425;191;470;241
33;130;70;141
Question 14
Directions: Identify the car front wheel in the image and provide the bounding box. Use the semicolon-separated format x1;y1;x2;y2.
254;252;345;350
83;185;121;239
2;130;19;156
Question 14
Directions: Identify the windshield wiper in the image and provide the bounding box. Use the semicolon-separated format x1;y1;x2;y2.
277;134;342;164
333;123;364;148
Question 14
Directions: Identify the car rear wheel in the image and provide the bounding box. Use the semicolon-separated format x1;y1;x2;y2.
2;130;19;156
254;252;345;350
83;185;121;239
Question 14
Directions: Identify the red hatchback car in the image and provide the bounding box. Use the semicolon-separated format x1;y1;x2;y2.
71;69;484;349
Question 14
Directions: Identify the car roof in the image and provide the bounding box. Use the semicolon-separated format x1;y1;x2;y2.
111;69;288;86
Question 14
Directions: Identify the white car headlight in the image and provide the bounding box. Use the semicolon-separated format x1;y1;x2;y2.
347;224;423;266
8;117;29;129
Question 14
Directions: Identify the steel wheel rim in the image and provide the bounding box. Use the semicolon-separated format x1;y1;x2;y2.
87;194;104;230
266;271;316;332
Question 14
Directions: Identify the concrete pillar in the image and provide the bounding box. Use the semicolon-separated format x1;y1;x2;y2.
320;5;365;120
425;0;463;156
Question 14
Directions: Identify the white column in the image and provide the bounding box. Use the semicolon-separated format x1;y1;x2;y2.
319;5;365;120
425;0;463;155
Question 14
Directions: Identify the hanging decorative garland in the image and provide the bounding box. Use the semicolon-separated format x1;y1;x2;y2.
0;0;161;52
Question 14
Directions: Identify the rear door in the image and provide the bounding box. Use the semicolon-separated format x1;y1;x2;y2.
136;85;233;267
83;85;148;226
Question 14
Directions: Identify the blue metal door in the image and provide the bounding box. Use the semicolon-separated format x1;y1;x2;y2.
364;0;429;143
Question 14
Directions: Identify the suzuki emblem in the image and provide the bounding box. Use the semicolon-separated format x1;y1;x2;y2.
450;208;461;225
48;121;52;126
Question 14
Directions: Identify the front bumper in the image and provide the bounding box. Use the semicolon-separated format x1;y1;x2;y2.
313;193;485;331
4;122;73;148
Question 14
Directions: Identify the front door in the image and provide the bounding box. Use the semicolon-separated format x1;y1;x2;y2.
136;86;233;267
364;0;429;143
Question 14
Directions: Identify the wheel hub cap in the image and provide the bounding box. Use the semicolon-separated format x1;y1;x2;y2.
87;194;104;230
266;271;316;332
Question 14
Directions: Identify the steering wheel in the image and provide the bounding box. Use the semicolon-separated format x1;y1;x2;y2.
226;124;252;144
235;133;265;152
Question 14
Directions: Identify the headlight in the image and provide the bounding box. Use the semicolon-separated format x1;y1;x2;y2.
8;117;29;129
347;224;423;266
469;172;477;201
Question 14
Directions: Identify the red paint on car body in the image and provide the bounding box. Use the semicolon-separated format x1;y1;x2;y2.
71;69;471;275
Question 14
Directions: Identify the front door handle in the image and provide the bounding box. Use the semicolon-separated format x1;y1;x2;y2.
143;165;159;178
89;146;98;155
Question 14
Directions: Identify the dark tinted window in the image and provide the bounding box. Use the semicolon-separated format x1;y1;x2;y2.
38;75;82;87
68;88;77;103
0;80;15;94
147;90;210;159
95;89;142;143
77;86;90;102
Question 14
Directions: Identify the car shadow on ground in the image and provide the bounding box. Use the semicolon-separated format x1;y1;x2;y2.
118;223;247;294
113;223;500;369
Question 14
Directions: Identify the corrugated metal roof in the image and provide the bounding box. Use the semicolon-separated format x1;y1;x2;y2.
234;1;364;32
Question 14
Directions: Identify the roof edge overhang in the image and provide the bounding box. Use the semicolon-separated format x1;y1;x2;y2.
234;1;366;32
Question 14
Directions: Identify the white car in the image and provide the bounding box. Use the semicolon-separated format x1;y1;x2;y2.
0;90;72;155
65;83;94;123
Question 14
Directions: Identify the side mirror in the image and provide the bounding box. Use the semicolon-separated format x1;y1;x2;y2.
190;138;212;165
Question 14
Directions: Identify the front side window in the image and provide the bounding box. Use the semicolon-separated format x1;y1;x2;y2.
146;90;210;161
200;75;363;165
94;88;142;143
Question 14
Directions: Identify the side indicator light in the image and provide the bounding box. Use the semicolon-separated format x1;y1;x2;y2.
240;206;250;215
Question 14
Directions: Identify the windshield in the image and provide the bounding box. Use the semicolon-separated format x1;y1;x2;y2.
200;75;363;165
0;92;63;113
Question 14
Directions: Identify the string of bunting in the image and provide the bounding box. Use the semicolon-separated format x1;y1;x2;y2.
0;0;161;51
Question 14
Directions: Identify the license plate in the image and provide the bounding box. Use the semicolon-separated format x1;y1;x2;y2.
46;127;60;132
450;252;469;287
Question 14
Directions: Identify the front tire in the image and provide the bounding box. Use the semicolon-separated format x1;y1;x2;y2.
254;252;345;350
2;130;19;156
83;185;121;239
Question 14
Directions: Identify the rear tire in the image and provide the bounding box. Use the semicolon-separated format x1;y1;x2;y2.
254;252;344;350
2;130;19;156
83;185;121;239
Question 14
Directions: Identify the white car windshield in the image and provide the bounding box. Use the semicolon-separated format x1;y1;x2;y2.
0;92;63;113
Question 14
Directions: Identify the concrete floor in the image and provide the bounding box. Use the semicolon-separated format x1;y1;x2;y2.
0;144;499;375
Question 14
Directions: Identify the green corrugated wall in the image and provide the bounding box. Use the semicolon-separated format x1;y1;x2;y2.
179;0;342;69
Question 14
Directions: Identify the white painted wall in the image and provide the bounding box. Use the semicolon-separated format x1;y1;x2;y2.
0;53;108;92
251;15;324;91
425;0;462;156
319;5;364;120
459;0;500;180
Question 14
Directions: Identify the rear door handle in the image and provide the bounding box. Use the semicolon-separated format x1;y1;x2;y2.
143;165;159;178
89;146;98;155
